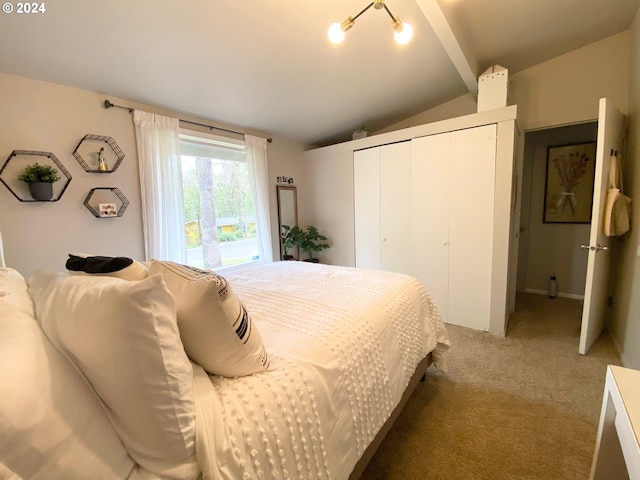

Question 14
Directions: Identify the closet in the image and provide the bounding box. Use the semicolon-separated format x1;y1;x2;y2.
411;125;497;331
353;126;497;331
303;105;518;335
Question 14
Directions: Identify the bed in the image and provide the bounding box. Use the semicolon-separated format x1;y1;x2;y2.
0;254;449;480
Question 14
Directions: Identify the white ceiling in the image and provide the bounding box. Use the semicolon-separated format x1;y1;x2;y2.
0;0;637;146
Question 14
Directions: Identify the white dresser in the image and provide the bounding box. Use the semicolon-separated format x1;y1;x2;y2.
590;365;640;480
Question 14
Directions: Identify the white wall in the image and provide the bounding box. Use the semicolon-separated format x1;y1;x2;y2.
0;73;308;278
267;137;308;260
303;148;355;266
510;31;630;131
374;95;478;135
610;7;640;369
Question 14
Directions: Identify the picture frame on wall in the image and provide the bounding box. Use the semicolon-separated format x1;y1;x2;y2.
543;141;597;224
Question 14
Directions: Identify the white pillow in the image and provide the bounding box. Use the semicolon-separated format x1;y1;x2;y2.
148;260;269;377
30;271;198;479
0;268;35;318
0;463;22;480
0;304;135;480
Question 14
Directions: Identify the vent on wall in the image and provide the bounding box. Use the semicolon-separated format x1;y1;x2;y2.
478;65;509;112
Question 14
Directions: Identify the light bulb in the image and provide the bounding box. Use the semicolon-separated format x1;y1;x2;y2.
328;23;345;44
394;22;413;44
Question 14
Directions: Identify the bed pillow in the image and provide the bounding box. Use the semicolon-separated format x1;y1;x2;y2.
0;268;35;318
148;260;269;377
29;271;198;479
0;297;135;479
0;463;22;480
65;254;148;280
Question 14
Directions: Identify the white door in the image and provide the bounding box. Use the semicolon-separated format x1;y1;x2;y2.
354;148;381;269
411;125;496;331
380;142;412;273
579;98;625;355
448;125;497;332
354;142;412;272
412;132;451;323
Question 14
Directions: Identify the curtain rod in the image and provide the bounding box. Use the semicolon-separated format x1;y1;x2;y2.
103;100;272;143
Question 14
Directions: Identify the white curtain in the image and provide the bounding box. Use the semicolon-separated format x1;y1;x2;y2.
245;135;273;263
0;231;6;268
133;110;187;263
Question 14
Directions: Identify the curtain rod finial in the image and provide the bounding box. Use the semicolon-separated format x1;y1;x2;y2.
104;99;133;113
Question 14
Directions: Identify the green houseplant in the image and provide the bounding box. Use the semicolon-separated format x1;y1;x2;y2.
352;124;369;140
281;225;303;260
297;225;329;263
18;163;61;201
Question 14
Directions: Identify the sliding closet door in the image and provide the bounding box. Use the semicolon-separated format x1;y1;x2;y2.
448;125;497;331
354;141;411;272
412;133;451;323
412;125;496;330
354;147;381;269
380;141;412;273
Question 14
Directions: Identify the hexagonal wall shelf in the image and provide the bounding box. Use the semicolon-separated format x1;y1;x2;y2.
0;150;72;202
83;187;129;218
73;134;125;173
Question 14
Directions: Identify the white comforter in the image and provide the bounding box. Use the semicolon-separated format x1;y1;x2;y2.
192;262;449;480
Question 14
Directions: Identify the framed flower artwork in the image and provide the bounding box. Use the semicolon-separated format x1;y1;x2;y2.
543;142;597;224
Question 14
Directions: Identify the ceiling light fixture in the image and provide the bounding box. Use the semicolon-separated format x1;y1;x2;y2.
328;0;413;45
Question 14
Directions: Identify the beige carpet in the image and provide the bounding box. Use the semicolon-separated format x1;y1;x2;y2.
360;292;622;480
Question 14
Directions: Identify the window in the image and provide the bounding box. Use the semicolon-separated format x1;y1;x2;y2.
179;132;260;270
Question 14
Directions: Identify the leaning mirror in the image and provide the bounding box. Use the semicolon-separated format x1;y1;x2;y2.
277;185;298;260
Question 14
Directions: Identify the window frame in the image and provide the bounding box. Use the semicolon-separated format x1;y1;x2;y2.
179;129;261;273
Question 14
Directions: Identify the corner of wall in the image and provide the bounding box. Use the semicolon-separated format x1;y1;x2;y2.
609;6;640;369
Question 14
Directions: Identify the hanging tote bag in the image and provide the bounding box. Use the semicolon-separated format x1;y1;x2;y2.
603;152;632;237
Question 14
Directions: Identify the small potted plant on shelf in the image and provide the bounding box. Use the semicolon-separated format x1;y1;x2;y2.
297;225;329;263
17;163;61;201
281;225;303;260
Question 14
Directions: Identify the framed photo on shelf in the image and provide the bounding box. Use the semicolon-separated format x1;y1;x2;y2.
99;203;118;217
543;142;596;224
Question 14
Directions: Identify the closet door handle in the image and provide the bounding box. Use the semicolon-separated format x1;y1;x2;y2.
442;240;449;246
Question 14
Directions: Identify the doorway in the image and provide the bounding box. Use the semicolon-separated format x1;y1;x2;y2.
516;121;598;302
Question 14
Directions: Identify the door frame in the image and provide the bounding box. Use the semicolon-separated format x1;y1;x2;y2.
512;120;599;306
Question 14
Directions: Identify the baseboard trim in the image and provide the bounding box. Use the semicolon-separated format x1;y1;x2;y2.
523;288;585;301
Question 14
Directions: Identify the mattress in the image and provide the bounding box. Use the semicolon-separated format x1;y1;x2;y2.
192;262;449;480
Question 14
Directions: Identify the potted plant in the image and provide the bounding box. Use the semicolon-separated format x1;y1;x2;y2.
352;124;369;140
297;225;329;263
17;163;61;201
281;225;303;260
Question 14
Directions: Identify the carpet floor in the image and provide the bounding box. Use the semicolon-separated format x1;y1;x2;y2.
359;292;623;480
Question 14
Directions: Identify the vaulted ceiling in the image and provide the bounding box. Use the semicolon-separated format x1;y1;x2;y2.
0;0;637;146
